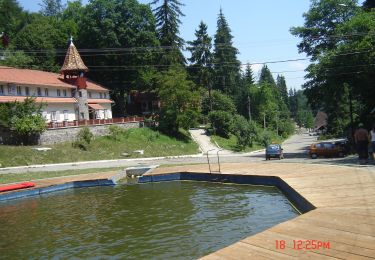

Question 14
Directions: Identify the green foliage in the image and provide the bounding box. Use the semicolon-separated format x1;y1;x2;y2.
78;0;159;116
0;0;26;40
72;127;93;151
187;21;213;88
0;97;46;145
292;1;375;136
276;75;289;108
157;66;200;134
258;65;276;86
151;0;185;65
108;125;125;141
202;90;236;115
0;49;34;68
213;9;241;95
231;115;258;147
39;0;65;17
208;110;233;138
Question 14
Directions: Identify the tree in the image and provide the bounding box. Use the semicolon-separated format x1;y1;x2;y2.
187;21;213;87
151;0;185;65
0;0;27;41
0;49;34;68
201;90;236;115
213;9;241;96
258;65;275;86
78;0;159;116
0;97;46;145
276;75;289;108
290;0;359;61
157;66;200;134
293;1;375;135
243;63;255;85
12;14;75;71
39;0;65;17
363;0;375;10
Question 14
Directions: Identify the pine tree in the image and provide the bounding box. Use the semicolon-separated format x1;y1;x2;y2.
151;0;185;65
39;0;64;17
258;65;275;86
187;21;213;87
213;9;241;96
243;63;255;85
276;75;289;108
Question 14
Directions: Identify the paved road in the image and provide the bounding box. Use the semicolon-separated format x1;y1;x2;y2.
1;131;373;174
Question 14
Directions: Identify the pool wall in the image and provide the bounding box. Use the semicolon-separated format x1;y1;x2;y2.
139;172;316;214
0;179;115;202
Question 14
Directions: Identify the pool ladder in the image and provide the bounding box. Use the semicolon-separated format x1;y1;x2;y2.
206;149;222;174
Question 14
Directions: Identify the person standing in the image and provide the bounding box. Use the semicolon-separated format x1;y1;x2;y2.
370;124;375;164
354;124;369;164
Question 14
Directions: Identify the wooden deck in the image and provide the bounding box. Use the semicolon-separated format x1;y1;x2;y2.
150;162;375;259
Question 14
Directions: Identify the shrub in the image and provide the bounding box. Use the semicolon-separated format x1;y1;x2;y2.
108;125;125;141
231;115;258;147
208;110;233;138
72;127;94;150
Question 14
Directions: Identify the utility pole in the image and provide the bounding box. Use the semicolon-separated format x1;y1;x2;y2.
247;94;252;122
263;113;266;129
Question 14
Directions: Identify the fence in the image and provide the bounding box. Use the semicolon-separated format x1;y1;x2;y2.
46;117;144;129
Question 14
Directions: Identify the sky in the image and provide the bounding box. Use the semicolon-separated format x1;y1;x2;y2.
18;0;316;90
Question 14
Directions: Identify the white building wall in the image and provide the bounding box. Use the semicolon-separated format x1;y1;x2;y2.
101;103;112;119
43;103;76;122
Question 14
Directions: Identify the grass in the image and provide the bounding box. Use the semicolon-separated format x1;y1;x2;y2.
211;133;285;152
0;167;123;184
0;128;199;168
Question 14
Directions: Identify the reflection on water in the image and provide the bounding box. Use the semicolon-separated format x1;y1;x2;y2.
0;181;299;259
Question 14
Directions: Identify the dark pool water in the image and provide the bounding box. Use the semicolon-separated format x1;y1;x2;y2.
0;181;299;259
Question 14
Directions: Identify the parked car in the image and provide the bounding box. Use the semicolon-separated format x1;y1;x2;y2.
266;144;284;160
309;140;348;159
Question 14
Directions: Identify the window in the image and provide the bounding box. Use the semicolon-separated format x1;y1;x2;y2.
63;89;67;97
57;89;61;97
63;110;69;121
88;92;92;98
8;84;15;95
0;85;3;95
51;111;56;121
99;93;103;99
104;93;107;99
16;86;22;95
45;88;49;97
25;87;29;96
71;89;75;97
37;87;42;96
79;91;82;97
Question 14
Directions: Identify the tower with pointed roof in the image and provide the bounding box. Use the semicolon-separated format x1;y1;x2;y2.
61;37;89;120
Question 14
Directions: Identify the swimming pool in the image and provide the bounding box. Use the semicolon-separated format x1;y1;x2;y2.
0;180;299;259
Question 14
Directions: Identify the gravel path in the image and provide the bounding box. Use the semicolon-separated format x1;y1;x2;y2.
189;128;233;155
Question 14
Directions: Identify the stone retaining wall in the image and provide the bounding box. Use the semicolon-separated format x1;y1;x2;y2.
39;122;141;145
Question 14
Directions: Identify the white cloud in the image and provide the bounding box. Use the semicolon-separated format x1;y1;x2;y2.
288;61;308;71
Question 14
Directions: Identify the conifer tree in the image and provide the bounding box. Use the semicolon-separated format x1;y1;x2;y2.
187;21;213;87
243;63;255;85
276;75;289;108
258;65;275;86
151;0;185;65
213;9;241;96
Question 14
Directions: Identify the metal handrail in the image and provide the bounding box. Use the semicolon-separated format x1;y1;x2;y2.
206;149;223;174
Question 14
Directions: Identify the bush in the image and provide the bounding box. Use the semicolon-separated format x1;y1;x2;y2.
108;125;125;141
258;130;273;147
231;115;258;147
208;110;233;138
72;127;94;150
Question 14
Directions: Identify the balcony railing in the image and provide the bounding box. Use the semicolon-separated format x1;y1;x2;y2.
46;117;144;129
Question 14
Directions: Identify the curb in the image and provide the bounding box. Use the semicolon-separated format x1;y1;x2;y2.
0;154;204;173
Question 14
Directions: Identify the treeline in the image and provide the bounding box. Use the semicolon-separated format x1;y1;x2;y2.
291;0;375;137
0;0;295;145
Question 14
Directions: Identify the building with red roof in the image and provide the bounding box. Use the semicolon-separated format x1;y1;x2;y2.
0;39;113;122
